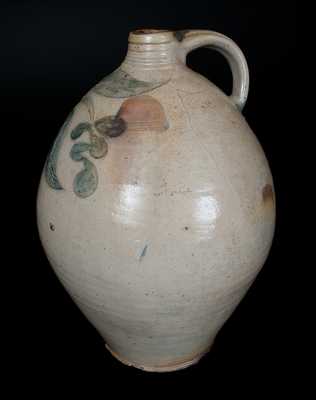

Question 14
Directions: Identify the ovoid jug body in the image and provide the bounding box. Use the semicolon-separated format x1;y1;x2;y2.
37;30;275;372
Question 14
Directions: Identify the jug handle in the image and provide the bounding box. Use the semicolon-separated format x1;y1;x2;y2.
176;30;249;111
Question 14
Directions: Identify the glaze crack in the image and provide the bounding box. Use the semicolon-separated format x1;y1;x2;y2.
175;89;243;216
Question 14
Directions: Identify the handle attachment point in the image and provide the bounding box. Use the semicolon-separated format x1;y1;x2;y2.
176;30;249;111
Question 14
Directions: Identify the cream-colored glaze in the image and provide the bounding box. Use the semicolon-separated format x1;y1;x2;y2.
37;30;275;372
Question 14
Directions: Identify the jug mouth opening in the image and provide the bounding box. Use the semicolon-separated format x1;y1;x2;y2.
129;29;175;44
133;29;170;35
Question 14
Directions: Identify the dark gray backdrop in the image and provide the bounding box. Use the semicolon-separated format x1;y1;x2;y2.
2;0;296;395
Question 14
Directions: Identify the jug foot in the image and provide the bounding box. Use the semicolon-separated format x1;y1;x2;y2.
105;343;211;372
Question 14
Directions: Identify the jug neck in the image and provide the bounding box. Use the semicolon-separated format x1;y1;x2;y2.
121;30;180;79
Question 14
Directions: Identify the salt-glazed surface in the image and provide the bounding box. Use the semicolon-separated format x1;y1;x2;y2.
37;29;275;372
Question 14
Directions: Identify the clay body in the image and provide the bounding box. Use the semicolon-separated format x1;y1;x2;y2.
37;30;275;372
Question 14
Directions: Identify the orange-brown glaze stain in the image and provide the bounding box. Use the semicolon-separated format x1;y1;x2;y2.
262;184;274;206
117;95;169;132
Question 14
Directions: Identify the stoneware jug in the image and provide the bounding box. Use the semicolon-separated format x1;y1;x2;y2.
37;29;275;372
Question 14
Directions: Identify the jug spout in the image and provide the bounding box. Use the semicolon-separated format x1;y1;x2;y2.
121;29;179;81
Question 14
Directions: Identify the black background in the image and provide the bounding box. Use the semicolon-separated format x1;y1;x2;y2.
3;0;296;395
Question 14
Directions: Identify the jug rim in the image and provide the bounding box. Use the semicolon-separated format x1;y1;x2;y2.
128;29;175;44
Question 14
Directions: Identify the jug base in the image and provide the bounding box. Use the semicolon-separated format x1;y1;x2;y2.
105;343;211;372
